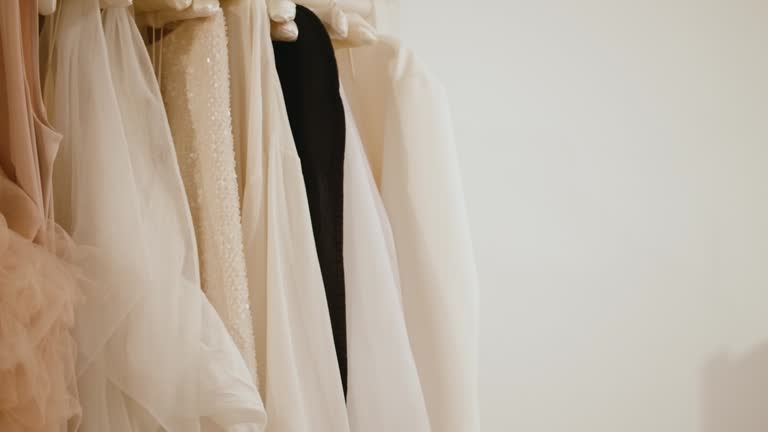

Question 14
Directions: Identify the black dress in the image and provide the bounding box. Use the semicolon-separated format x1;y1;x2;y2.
273;5;348;395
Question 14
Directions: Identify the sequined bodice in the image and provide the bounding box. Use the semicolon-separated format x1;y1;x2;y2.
153;10;257;376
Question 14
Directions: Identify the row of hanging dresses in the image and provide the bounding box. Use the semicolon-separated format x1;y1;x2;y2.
0;0;479;430
271;7;430;431
41;0;266;430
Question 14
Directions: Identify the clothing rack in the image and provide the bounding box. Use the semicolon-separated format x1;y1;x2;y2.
2;0;477;430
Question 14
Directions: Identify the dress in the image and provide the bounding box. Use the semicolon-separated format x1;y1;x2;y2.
0;0;81;432
150;10;258;377
341;89;432;432
272;5;348;394
337;39;480;432
0;0;80;430
224;1;350;431
43;2;266;430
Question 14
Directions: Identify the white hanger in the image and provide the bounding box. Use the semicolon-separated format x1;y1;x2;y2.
322;2;348;39
137;0;220;28
271;19;299;42
331;12;376;48
335;0;371;17
271;0;375;44
294;0;347;39
38;0;57;16
268;0;299;41
268;0;297;23
133;0;192;13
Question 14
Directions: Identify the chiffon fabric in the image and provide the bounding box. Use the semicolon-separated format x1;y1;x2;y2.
340;89;432;432
43;1;265;430
0;1;80;429
337;39;480;432
149;9;258;378
223;1;350;431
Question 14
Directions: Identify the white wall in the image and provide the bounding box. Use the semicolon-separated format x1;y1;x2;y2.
399;1;768;431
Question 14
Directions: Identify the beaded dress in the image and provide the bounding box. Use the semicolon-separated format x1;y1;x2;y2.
150;10;258;376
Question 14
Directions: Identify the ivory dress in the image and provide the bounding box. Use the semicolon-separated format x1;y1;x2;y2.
224;1;350;431
341;89;431;432
337;39;480;432
150;9;258;376
0;0;80;429
43;1;265;430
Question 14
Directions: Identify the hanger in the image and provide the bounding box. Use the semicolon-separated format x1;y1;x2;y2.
271;0;376;44
269;0;297;23
133;0;192;13
295;0;375;44
269;0;299;41
137;0;219;28
38;0;57;15
271;20;299;42
321;2;348;39
331;12;376;48
294;0;347;38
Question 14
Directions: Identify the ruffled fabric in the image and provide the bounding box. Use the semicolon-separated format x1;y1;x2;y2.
0;216;80;431
42;2;266;430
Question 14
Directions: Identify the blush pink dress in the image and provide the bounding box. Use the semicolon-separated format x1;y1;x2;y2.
0;0;81;430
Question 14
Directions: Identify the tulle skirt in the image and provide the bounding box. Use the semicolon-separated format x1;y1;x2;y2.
0;216;80;431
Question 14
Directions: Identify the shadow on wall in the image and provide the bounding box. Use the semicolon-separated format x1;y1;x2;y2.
701;343;768;432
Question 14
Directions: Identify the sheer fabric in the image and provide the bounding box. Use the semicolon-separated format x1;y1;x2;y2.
149;10;258;378
0;218;80;432
43;2;265;430
337;39;480;432
341;89;431;432
224;1;350;431
0;1;80;429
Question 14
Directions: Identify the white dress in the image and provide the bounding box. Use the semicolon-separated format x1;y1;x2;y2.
341;88;432;432
224;1;350;431
43;2;266;431
337;39;480;432
150;9;258;377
